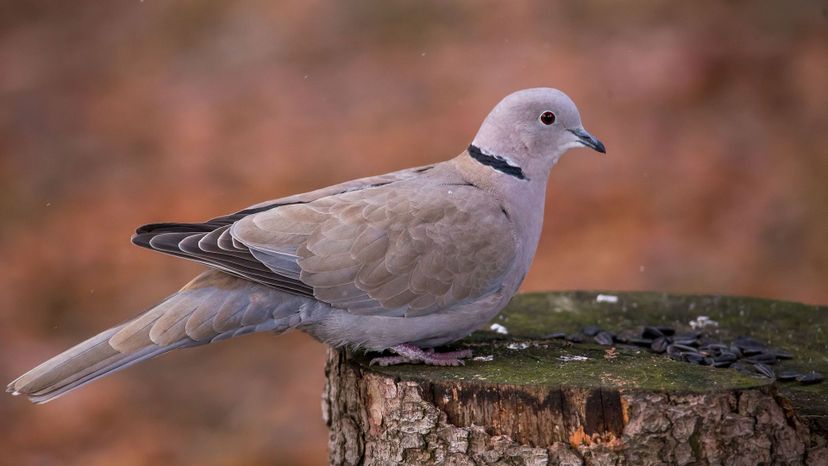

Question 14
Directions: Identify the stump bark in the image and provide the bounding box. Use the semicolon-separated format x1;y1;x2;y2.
322;291;828;465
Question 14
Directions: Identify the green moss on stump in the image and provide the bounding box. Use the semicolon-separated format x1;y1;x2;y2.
353;291;827;429
364;341;768;393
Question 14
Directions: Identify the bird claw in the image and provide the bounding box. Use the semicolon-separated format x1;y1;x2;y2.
368;344;473;366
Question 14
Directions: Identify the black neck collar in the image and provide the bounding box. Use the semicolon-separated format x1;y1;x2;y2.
467;144;526;180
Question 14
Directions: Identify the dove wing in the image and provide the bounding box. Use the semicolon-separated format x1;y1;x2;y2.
233;181;518;317
134;169;518;317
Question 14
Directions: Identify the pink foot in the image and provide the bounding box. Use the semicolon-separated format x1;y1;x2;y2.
369;344;473;366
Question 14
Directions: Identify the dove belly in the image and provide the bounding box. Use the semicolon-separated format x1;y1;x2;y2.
302;288;511;350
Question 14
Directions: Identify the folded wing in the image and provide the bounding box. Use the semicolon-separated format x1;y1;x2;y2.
134;167;518;317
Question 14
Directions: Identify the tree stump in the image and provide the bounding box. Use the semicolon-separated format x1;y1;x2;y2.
322;292;828;465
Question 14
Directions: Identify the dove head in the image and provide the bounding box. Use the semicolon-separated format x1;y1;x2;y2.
470;88;605;179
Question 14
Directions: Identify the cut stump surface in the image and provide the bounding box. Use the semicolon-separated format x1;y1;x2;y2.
323;291;828;465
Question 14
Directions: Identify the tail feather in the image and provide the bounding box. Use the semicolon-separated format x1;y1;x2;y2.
9;334;196;404
8;270;310;404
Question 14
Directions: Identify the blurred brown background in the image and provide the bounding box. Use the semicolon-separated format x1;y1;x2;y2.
1;0;826;464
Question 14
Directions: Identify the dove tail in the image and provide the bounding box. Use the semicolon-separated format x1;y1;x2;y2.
6;326;199;404
7;270;313;404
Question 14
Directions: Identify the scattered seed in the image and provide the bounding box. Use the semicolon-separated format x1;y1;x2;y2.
743;353;777;365
671;344;698;353
651;337;669;353
777;371;800;382
771;349;793;360
629;338;654;347
559;323;818;382
672;337;700;347
734;337;766;351
703;343;729;352
797;372;824;385
642;326;664;339
657;327;676;336
594;331;614;346
753;363;775;379
714;352;738;363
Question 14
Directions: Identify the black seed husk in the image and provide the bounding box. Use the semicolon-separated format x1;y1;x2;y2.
734;337;766;350
672;337;700;347
753;363;775;379
594;331;614;346
582;325;601;337
651;337;669;353
797;372;824;385
671;344;698;353
777;371;800;382
642;326;664;339
771;349;794;360
743;353;777;365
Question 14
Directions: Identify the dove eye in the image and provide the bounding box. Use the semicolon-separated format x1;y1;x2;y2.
539;111;556;125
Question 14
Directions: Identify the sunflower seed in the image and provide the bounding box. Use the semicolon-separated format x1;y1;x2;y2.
734;336;766;351
701;343;727;356
753;363;775;379
671;344;698;353
776;371;800;382
629;338;654;347
672;337;700;347
594;331;614;346
713;352;738;363
544;332;567;340
770;349;793;360
797;372;824;385
743;353;777;365
642;326;664;339
650;337;669;353
567;334;584;343
582;325;601;337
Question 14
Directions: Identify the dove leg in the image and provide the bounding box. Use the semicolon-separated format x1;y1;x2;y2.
369;344;473;366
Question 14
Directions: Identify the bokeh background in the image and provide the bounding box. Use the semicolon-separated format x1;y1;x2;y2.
1;1;826;464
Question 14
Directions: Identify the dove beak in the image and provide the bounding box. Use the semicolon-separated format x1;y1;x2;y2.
568;128;606;154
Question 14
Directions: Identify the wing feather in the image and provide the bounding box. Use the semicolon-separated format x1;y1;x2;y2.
131;163;517;318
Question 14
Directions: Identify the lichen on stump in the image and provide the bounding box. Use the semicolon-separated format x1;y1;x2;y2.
322;291;828;465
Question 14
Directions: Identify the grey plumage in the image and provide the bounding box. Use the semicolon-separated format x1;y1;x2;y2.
8;88;605;403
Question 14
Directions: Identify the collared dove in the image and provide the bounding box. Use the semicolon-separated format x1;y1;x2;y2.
8;88;605;403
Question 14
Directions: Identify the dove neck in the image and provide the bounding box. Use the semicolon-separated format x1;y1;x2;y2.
467;144;527;180
451;149;550;265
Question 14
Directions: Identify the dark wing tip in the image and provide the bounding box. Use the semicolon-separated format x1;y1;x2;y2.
135;222;212;235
